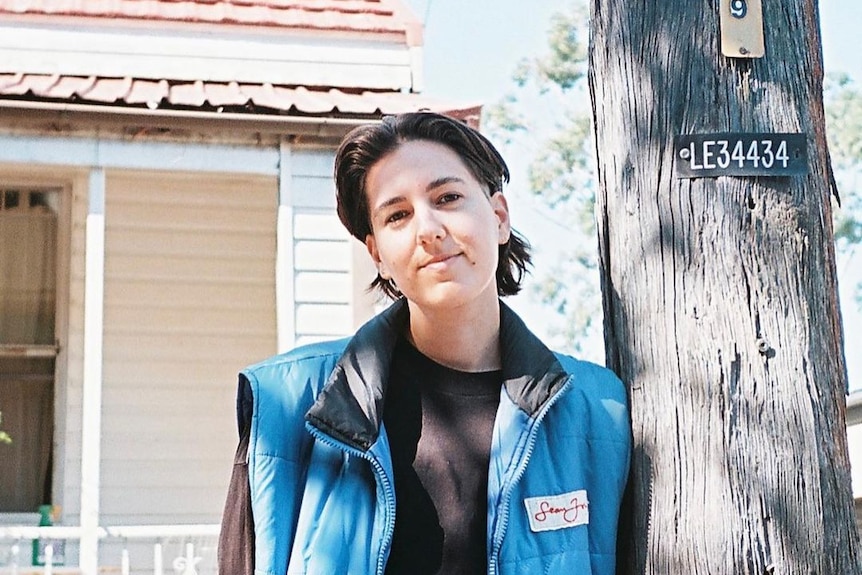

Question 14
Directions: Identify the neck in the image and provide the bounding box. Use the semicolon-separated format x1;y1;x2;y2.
406;297;502;372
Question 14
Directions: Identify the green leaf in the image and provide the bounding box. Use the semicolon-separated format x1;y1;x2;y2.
0;411;11;444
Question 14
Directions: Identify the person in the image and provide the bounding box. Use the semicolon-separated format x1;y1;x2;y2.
218;112;630;575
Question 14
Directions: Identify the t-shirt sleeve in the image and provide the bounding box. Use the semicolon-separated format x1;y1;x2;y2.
218;402;255;575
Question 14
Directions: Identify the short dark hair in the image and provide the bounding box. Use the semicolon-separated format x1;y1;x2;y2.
334;112;531;299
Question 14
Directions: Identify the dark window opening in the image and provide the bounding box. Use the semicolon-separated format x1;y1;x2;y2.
0;188;60;513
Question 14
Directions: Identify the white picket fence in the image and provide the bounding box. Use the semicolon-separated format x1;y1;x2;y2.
0;524;220;575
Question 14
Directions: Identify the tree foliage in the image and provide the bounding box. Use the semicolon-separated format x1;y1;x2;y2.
486;4;600;353
826;74;862;251
491;2;862;350
825;75;862;309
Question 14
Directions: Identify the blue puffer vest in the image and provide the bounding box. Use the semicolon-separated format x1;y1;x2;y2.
237;299;630;575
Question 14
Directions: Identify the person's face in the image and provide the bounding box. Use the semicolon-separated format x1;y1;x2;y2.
364;140;511;313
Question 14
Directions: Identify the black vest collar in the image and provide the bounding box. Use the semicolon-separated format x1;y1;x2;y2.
305;298;569;451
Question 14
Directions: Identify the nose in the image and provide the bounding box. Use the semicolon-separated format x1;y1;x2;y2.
414;205;445;244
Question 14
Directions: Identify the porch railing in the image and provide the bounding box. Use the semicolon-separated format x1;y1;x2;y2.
0;524;220;575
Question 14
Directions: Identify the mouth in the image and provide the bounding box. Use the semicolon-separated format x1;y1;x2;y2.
420;253;460;270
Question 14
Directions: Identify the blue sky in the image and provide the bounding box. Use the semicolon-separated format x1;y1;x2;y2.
403;0;862;386
407;0;862;100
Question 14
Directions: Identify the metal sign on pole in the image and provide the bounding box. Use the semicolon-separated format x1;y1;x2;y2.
719;0;765;58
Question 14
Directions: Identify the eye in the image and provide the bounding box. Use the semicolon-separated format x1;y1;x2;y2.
437;192;462;205
385;209;410;225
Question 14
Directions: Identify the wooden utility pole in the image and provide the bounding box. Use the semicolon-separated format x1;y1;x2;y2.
589;0;861;573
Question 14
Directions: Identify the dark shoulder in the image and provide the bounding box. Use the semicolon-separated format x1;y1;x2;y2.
237;338;352;457
239;338;351;423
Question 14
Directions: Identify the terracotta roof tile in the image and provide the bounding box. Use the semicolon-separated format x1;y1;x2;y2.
169;80;208;107
203;81;247;107
17;73;60;96
0;0;422;43
241;83;283;110
0;73;26;94
51;75;92;99
0;3;474;123
126;79;171;106
0;73;478;120
104;77;133;99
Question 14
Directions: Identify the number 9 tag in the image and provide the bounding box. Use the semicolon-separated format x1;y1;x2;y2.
730;0;747;18
719;0;764;58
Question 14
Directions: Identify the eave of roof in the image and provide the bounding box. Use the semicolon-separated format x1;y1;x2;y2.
0;2;480;130
0;73;482;134
0;73;477;118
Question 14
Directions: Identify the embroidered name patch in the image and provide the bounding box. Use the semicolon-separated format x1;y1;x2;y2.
524;489;589;532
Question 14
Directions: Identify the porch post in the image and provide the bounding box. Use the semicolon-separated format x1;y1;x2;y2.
79;167;105;575
276;141;295;353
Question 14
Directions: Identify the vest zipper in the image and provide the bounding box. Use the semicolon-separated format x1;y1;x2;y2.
487;375;574;575
305;425;397;575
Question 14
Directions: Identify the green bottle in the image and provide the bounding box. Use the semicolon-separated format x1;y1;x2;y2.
31;505;64;566
32;504;52;566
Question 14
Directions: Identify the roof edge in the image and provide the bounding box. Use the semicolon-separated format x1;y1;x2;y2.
0;0;420;40
0;97;484;137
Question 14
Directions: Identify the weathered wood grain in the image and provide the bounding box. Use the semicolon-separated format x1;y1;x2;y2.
589;0;860;572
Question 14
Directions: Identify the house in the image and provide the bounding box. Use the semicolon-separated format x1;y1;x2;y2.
845;392;862;534
0;1;477;571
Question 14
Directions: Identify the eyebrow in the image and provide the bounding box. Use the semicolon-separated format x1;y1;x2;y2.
426;176;465;192
370;176;467;220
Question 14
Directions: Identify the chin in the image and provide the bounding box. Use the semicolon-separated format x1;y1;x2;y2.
407;281;496;312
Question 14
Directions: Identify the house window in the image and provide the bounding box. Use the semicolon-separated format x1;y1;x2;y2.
0;189;59;513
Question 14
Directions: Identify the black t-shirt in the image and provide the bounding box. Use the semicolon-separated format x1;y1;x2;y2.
383;336;502;575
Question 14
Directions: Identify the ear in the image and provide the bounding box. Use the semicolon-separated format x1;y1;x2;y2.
365;234;390;280
490;192;511;244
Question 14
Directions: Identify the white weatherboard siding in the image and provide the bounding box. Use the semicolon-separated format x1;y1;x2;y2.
289;149;361;345
849;423;862;498
849;420;862;534
100;170;277;524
